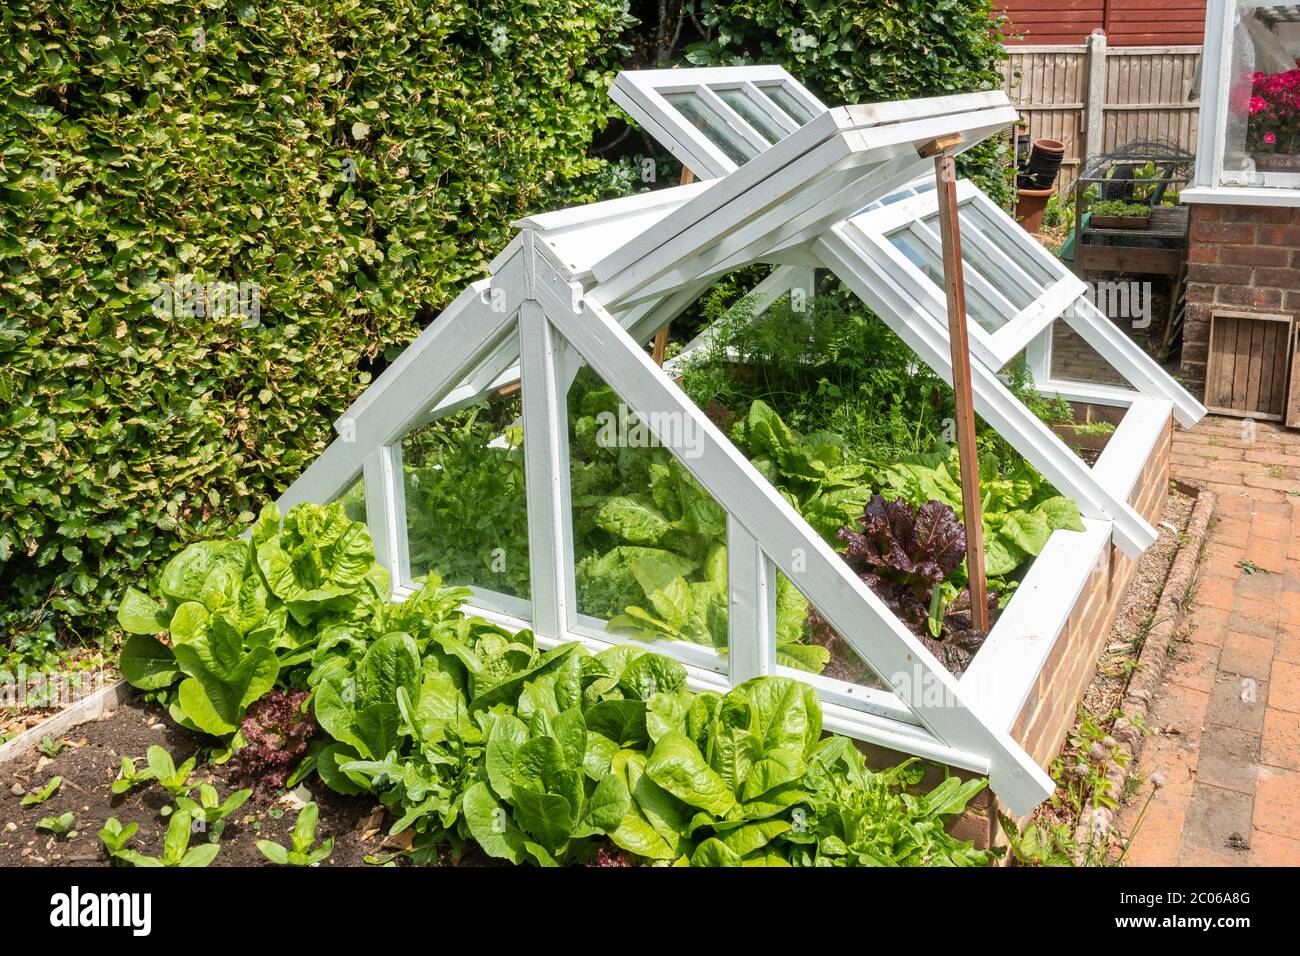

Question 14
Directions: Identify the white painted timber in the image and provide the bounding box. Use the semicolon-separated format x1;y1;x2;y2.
517;294;577;640
537;273;1054;813
958;518;1113;732
362;443;408;594
1091;397;1173;501
594;103;1018;309
609;66;828;179
726;518;777;684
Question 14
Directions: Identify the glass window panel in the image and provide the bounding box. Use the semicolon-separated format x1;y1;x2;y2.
887;226;1016;333
567;365;728;656
663;93;756;166
338;475;366;526
715;87;786;144
1224;2;1300;182
1048;321;1133;388
776;571;891;687
401;401;531;597
935;202;1056;289
758;83;816;125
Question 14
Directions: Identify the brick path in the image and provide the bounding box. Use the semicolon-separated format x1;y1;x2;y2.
1117;415;1300;866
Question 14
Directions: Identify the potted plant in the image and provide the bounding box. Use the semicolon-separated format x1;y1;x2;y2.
1235;67;1300;172
1089;199;1151;229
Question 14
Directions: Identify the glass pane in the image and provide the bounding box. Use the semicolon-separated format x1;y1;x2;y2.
715;87;786;144
663;92;756;166
951;201;1056;288
567;366;728;656
776;571;890;687
887;226;1015;333
338;475;366;526
1224;2;1300;182
759;83;816;125
1049;321;1133;388
400;401;531;598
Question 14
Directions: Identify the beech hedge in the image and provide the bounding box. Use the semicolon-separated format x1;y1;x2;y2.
0;0;630;658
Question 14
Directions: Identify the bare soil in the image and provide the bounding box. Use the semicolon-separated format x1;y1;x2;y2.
0;698;391;867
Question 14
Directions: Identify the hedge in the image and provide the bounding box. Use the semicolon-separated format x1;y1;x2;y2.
0;0;630;661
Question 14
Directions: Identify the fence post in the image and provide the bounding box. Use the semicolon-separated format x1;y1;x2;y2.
1083;30;1108;166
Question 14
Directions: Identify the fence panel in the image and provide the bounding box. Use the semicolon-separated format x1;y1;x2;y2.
1003;42;1201;194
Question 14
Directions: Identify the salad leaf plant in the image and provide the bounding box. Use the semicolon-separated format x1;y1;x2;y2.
36;812;76;837
146;746;197;798
36;735;66;758
115;497;1010;867
118;501;390;737
98;818;139;859
21;776;61;805
111;756;156;795
173;784;252;839
256;802;334;866
117;810;221;868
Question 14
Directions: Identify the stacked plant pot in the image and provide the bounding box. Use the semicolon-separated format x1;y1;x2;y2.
1014;138;1065;235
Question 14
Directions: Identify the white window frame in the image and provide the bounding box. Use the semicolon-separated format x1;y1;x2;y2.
609;66;827;180
1189;0;1300;203
849;179;1088;369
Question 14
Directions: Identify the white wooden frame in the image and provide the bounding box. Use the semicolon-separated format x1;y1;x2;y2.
850;180;1088;369
275;68;1209;815
609;66;826;180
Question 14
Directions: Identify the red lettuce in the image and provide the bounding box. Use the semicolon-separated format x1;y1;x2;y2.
811;495;993;677
837;496;965;629
228;689;317;798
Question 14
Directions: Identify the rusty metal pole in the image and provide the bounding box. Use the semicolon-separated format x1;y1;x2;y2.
922;135;990;632
651;166;696;366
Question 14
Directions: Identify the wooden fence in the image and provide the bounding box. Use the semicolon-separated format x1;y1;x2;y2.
1001;35;1201;193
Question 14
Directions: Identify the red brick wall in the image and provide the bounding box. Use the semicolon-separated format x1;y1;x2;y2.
1181;202;1300;397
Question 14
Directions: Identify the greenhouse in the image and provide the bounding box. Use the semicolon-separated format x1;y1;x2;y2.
274;66;1205;816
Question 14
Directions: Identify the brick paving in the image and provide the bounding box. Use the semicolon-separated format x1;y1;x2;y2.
1117;415;1300;866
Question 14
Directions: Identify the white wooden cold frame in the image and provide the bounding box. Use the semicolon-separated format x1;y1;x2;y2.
608;66;826;180
275;67;1206;815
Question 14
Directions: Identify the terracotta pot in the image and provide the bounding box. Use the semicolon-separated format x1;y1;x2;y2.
1014;186;1056;235
1030;137;1065;154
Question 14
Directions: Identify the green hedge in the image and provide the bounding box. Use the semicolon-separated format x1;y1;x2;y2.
0;0;630;661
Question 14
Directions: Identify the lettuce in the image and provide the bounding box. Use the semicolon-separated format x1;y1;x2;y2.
873;447;1085;579
117;501;392;736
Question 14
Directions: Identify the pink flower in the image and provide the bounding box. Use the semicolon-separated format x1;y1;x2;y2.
1251;96;1269;114
1265;131;1278;144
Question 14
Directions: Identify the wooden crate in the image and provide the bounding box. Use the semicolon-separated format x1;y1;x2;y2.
1288;323;1300;430
1204;310;1293;421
